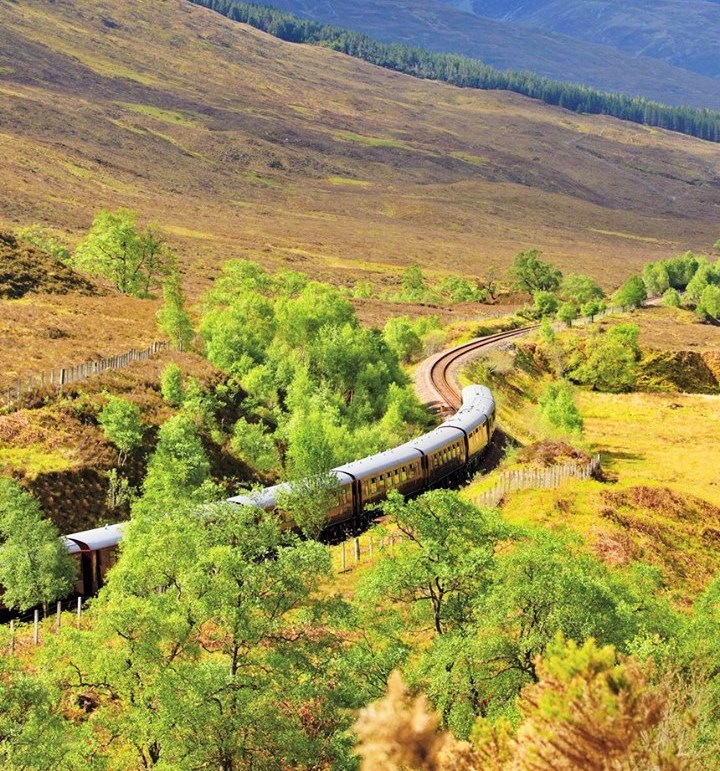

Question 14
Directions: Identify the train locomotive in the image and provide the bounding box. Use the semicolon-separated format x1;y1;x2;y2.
62;385;496;596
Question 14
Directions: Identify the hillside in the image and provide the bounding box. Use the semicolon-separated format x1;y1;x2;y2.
269;0;720;109
456;0;720;80
1;0;720;299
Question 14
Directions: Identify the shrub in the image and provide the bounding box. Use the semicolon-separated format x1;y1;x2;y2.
539;381;584;435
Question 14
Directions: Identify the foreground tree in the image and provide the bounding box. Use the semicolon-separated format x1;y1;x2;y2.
0;479;75;613
60;501;357;769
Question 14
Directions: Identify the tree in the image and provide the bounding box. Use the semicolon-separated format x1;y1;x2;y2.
559;274;604;305
64;501;354;769
160;362;184;407
509;249;561;294
570;325;640;392
137;414;215;511
156;272;194;350
200;293;276;376
697;284;720;322
539;381;584;435
73;209;172;296
663;287;682;307
449;533;674;723
361;490;509;637
98;395;145;464
231;417;279;473
0;656;88;770
0;479;75;613
533;290;559;318
612;275;647;308
557;302;578;327
383;316;423;363
400;264;430;301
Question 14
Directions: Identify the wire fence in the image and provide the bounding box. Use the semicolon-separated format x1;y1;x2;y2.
470;454;601;509
2;596;87;651
333;454;601;575
2;340;171;411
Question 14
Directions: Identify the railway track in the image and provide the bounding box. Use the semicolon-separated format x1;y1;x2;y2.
422;325;537;413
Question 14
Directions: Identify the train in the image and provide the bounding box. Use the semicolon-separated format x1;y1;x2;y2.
61;384;496;597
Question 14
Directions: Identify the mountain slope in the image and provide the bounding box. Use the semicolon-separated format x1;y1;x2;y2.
0;0;719;291
454;0;720;80
266;0;720;109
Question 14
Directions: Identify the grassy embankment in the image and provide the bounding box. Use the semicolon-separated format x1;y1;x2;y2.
458;306;720;605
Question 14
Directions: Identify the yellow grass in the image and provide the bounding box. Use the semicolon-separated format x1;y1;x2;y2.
578;391;720;507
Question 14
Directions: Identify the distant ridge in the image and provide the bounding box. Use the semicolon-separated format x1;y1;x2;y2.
190;0;720;142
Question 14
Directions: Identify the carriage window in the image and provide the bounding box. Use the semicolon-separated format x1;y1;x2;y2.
401;466;407;481
371;477;377;493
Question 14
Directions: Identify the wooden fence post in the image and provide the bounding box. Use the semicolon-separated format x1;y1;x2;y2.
9;619;14;653
55;600;62;632
354;537;360;564
341;542;346;573
76;597;82;629
33;609;39;646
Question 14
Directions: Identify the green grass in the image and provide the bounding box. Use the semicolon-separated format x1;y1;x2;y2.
450;151;487;166
0;446;74;477
331;130;410;149
117;102;199;127
327;176;371;187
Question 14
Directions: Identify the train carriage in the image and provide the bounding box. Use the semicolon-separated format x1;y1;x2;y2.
54;383;497;600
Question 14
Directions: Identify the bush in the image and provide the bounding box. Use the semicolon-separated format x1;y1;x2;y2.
98;395;145;462
160;363;185;407
662;287;682;308
539;381;584;435
231;418;279;473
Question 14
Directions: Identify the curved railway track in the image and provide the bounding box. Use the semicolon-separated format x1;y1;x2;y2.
424;325;538;412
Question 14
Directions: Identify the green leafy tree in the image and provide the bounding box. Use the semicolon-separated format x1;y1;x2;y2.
570;325;640;392
137;414;216;512
0;656;90;769
200;293;276;376
73;209;172;296
642;262;671;296
361;490;509;637
539;318;556;344
231;417;279;473
0;480;75;613
427;533;674;731
160;362;184;407
98;395;145;464
698;284;720;322
557;302;578;327
64;501;355;769
400;264;430;301
559;274;604;305
533;290;559;318
663;287;682;307
539;381;584;435
437;276;486;303
509;249;562;294
156;272;194;350
580;299;605;321
383;316;423;363
612;275;647;308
